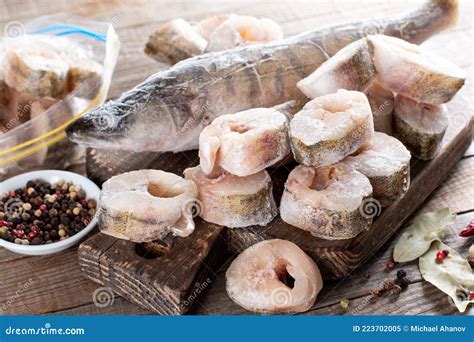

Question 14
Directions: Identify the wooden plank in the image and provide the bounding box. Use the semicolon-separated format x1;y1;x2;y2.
305;280;472;315
48;297;152;316
0;248;101;315
421;158;474;214
195;211;474;315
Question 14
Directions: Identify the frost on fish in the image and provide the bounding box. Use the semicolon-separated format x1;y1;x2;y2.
98;170;198;242
184;166;277;228
367;34;465;105
297;38;375;99
67;0;458;153
290;90;374;167
226;239;323;313
364;79;395;135
280;163;373;240
394;95;448;160
205;15;283;52
199;108;289;177
145;15;283;64
3;35;103;100
344;132;411;207
144;19;208;65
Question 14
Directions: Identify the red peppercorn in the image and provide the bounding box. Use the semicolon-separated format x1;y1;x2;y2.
436;250;447;263
12;229;25;238
468;291;474;300
39;204;47;211
28;232;37;239
386;261;395;270
459;220;474;238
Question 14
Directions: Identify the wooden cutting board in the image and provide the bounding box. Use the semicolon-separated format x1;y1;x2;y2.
82;82;472;280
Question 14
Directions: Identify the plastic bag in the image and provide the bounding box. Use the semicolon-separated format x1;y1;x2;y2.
0;14;120;180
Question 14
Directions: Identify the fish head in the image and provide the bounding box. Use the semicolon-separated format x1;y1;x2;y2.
66;84;207;152
66;100;141;150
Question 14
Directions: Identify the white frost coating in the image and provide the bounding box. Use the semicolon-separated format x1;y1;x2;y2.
226;239;323;313
291;90;372;143
395;95;448;134
282;163;372;213
199;108;290;177
345;132;410;178
289;90;374;167
205;15;283;52
368;34;465;104
184;166;277;228
99;170;198;242
297;38;374;99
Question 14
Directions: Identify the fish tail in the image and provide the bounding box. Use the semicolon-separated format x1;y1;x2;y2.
385;0;458;44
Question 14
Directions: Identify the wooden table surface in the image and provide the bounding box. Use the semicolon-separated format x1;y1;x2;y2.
0;0;473;316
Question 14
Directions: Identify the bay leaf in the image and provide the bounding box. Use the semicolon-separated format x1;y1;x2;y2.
393;208;456;262
419;241;474;313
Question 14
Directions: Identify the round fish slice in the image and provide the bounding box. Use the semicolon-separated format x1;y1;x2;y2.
297;38;375;99
199;108;290;177
184;166;277;228
344;132;411;207
226;239;323;313
280;163;373;240
289;89;374;167
367;34;465;105
98;170;198;242
394;95;448;160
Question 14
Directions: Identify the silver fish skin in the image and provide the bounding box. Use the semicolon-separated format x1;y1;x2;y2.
66;0;458;153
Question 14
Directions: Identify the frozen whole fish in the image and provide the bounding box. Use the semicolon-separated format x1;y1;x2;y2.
184;166;277;228
226;239;323;313
145;15;283;64
199;108;289;177
344;132;411;207
67;0;458;153
394;95;448;160
280;163;373;240
98;169;198;242
289;90;374;167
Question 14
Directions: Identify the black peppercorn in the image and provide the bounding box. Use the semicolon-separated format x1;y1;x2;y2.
396;269;407;280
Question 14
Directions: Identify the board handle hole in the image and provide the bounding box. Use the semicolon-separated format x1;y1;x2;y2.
135;241;170;259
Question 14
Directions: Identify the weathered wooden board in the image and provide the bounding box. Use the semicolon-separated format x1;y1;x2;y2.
77;219;225;315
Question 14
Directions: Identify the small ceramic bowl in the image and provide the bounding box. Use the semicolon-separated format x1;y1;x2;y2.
0;170;100;255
